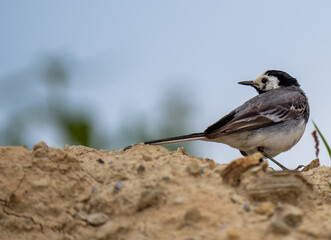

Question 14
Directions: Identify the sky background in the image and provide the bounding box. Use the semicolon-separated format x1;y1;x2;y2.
1;1;331;169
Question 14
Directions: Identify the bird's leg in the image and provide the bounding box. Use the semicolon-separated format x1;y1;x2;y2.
257;147;288;170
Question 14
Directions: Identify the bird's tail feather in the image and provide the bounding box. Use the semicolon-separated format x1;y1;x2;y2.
143;132;206;145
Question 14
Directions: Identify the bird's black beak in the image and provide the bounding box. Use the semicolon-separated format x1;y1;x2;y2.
238;80;256;86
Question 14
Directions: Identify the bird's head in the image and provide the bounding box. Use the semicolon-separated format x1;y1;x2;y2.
238;70;300;94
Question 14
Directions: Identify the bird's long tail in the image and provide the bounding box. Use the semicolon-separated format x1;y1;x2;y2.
124;132;206;150
144;132;206;145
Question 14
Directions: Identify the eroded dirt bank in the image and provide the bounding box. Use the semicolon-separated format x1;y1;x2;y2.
0;142;330;240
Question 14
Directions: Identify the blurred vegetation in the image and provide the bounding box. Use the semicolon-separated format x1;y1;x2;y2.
0;55;196;153
313;121;331;161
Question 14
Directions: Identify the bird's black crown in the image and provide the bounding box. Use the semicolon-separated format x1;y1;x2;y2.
265;70;300;87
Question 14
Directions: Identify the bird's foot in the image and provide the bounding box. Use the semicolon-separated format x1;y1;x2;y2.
294;165;305;171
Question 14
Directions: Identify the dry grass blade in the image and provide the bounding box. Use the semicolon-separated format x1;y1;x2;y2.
312;121;331;161
311;130;319;158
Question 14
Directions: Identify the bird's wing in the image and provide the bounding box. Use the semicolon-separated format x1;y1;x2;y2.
205;89;307;138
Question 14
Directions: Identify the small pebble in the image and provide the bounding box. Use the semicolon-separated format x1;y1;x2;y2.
272;204;303;229
76;212;87;221
162;176;170;181
174;197;183;204
137;165;146;173
142;154;152;161
137;189;161;211
243;203;251;212
219;223;226;230
227;229;240;240
231;194;244;204
114;181;123;191
96;221;122;239
186;161;201;176
96;158;105;164
255;201;275;217
184;208;201;222
207;158;216;170
87;212;108;226
92;186;98;194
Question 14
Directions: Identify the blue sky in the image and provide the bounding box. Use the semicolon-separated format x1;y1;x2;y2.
1;1;331;168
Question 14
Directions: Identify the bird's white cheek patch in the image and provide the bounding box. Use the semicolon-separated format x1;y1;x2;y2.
265;76;280;90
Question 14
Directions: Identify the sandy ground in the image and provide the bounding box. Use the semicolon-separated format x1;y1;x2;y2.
0;142;330;240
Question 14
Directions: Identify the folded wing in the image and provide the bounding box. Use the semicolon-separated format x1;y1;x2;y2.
205;89;307;138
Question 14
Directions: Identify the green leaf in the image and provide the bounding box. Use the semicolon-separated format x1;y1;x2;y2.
312;121;331;160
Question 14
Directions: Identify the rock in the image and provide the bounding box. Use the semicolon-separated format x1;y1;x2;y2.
270;204;303;235
137;189;162;211
231;194;244;204
174;197;183;204
186;161;202;176
280;205;303;228
227;229;240;240
76;212;87;220
184;208;202;223
114;181;123;191
142;154;152;161
31;178;49;188
302;158;320;171
33;141;48;151
32;141;49;157
221;152;264;186
243;204;251;212
96;158;105;164
206;158;216;170
178;208;202;229
96;221;128;239
137;165;146;173
254;201;275;217
270;219;291;235
297;222;331;239
177;147;186;155
92;186;98;194
87;213;109;226
162;176;170;181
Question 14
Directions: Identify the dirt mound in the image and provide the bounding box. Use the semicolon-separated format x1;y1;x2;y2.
0;142;330;240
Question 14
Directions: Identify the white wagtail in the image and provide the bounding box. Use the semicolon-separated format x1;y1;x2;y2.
126;70;310;170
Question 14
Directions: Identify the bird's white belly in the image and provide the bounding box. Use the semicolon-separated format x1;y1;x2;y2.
210;119;307;157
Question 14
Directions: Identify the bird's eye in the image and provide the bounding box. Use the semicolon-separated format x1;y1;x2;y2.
261;78;268;84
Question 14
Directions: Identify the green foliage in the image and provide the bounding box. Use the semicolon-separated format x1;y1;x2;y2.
0;55;103;148
62;116;91;146
312;121;331;160
0;55;196;153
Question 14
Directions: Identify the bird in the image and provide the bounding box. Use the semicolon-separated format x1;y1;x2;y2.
126;70;310;170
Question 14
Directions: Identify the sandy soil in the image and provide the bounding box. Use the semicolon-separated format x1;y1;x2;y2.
0;142;330;240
